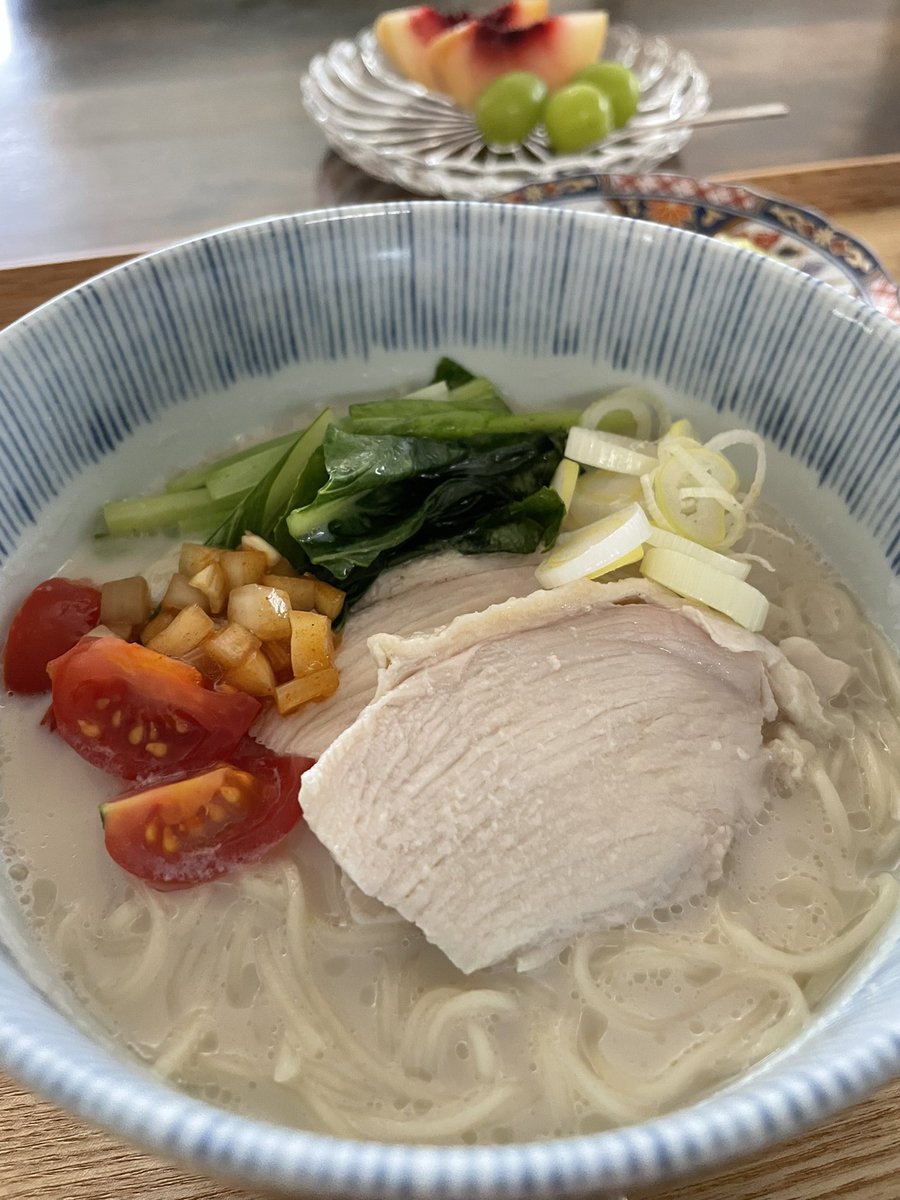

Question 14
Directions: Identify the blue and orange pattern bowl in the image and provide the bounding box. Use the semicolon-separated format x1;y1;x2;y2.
498;173;900;323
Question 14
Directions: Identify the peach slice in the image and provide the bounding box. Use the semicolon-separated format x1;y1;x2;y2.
375;8;470;89
375;2;548;90
429;11;610;110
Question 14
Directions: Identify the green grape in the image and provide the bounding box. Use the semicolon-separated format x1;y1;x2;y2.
475;72;548;145
572;62;641;127
543;84;614;155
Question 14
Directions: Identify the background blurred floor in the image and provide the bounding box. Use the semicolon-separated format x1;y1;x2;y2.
0;0;898;263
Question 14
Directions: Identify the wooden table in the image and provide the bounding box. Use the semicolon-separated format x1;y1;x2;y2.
1;158;899;1199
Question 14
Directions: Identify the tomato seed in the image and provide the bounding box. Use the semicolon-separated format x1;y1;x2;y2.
162;830;179;854
77;719;101;738
219;786;243;805
128;724;144;745
173;717;189;734
146;742;168;758
111;710;123;728
207;803;225;821
95;698;110;710
144;823;158;845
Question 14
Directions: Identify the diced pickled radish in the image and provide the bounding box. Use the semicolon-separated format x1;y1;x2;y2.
189;562;229;614
647;527;751;579
162;573;210;613
565;427;657;476
178;543;220;578
549;458;579;511
289;610;335;678
139;611;175;646
205;622;261;671
100;576;151;630
263;574;316;611
640;547;769;632
275;667;340;715
262;638;294;679
219;548;269;591
240;533;281;567
224;649;277;698
146;604;216;657
227;584;292;641
536;502;651;588
313;580;346;622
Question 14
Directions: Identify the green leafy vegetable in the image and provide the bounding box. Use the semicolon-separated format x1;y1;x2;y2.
281;425;565;605
346;379;507;428
165;430;298;494
430;356;477;389
100;359;570;616
208;409;333;550
451;488;566;556
347;408;581;439
102;488;241;538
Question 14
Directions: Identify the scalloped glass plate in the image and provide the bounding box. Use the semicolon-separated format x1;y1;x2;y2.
300;24;710;199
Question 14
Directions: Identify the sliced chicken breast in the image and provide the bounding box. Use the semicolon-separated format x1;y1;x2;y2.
252;551;541;758
300;579;826;973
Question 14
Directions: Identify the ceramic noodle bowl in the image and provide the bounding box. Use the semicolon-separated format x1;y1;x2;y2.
0;202;898;1198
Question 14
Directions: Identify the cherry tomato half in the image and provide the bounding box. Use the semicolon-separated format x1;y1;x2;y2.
100;741;314;888
48;637;260;781
4;578;101;694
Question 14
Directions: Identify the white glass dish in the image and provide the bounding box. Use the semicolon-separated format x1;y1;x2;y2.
300;24;710;199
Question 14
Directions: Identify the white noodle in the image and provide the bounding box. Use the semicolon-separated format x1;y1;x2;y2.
717;875;898;974
6;516;899;1145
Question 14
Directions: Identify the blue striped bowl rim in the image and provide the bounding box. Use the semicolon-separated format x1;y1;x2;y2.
0;202;898;1197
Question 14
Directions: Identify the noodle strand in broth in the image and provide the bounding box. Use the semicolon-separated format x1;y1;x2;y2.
1;511;898;1143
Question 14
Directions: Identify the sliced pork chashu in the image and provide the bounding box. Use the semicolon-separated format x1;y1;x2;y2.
301;579;828;974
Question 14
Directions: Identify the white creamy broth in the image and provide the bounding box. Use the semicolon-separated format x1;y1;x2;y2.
1;511;899;1143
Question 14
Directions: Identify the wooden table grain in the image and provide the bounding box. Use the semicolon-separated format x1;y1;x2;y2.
0;157;898;1199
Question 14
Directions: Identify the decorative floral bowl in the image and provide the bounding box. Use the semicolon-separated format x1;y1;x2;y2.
498;172;900;322
0;202;898;1198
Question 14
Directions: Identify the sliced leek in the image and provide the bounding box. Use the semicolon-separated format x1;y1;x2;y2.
660;418;694;444
577;470;645;507
565;470;643;530
549;458;580;512
536;503;651;589
587;545;644;578
651;445;742;548
565;427;658;476
641;547;769;632
647;527;751;579
705;429;767;512
580;387;671;441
